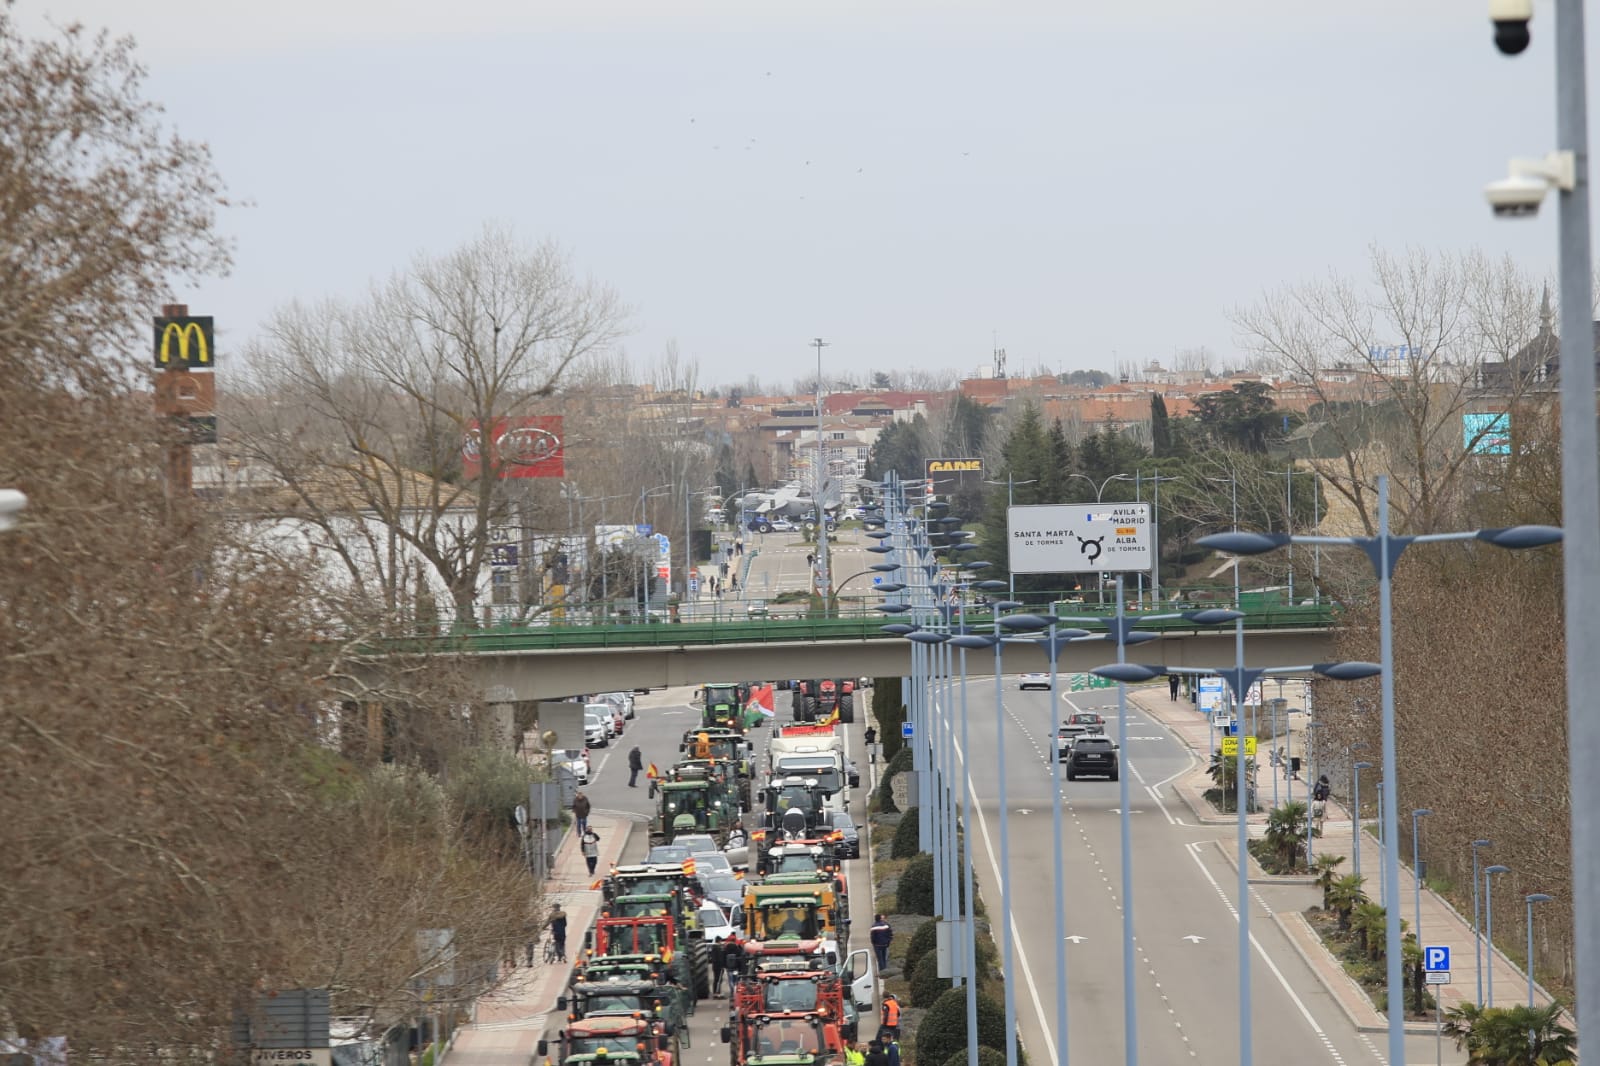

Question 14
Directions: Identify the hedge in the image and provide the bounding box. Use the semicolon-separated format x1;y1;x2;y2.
896;853;936;915
877;744;912;813
891;807;922;858
916;987;1015;1066
902;918;939;976
909;948;952;1007
945;1049;1008;1066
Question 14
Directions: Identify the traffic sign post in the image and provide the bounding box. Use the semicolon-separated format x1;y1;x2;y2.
902;722;914;739
1425;945;1451;1066
1219;736;1257;757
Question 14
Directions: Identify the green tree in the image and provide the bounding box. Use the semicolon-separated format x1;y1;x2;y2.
1190;381;1289;452
1328;874;1369;930
1444;1001;1574;1065
1313;853;1346;910
1263;800;1308;871
1151;394;1177;457
866;414;931;482
917;988;1012;1066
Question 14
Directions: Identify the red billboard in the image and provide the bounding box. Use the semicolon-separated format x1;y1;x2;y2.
461;416;565;479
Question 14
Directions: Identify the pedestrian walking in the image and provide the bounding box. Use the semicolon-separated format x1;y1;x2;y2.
730;574;739;592
710;937;727;995
722;936;744;998
572;790;591;835
1168;673;1180;701
869;914;893;972
628;745;644;788
1312;773;1331;830
720;561;729;578
581;826;601;876
549;905;568;961
806;553;814;568
863;726;878;765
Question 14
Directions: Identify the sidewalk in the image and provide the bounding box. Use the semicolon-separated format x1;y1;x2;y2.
1130;686;1565;1033
444;810;639;1066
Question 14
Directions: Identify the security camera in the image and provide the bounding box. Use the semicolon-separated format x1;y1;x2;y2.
0;489;26;531
1485;151;1575;218
1486;174;1549;216
1491;0;1533;55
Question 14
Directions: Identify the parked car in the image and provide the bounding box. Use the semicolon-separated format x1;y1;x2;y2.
554;748;590;784
1065;735;1120;781
584;710;609;748
827;810;860;858
599;691;636;720
768;517;798;532
1018;672;1051;691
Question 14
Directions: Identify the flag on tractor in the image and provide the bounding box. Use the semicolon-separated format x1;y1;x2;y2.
646;763;659;779
681;856;697;877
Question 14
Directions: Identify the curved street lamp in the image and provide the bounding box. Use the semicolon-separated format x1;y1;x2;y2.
1199;500;1560;1059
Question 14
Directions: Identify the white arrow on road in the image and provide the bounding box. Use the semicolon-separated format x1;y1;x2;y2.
1064;935;1087;944
1016;808;1034;815
1182;934;1206;943
1107;809;1144;815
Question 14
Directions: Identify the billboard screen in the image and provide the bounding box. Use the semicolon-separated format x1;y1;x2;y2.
925;457;983;494
1463;412;1511;456
462;416;565;479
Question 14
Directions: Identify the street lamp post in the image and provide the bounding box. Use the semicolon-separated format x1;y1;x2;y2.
1092;658;1382;1066
1411;809;1432;944
1199;490;1560;1060
1305;720;1323;863
1352;761;1373;885
1526;893;1553;1007
1472;839;1494;1005
1484;865;1511;1007
983;475;1036;600
811;337;832;607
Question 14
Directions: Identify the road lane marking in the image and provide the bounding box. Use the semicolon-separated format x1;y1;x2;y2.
1183;842;1351;1066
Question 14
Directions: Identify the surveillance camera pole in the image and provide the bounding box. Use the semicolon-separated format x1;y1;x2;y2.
1552;0;1600;1043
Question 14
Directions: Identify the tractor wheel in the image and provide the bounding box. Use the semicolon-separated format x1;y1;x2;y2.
688;937;711;998
839;692;854;723
791;690;805;714
801;696;817;722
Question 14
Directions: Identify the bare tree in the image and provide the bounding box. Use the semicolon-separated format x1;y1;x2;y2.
231;226;628;627
1230;246;1543;534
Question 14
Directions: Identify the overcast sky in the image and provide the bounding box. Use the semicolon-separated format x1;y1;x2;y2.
18;1;1589;387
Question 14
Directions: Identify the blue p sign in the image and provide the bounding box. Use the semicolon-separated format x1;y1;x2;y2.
1424;945;1450;972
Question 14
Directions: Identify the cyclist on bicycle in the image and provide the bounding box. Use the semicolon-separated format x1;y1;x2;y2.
549;905;568;962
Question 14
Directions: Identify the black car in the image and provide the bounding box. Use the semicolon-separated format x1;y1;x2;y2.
827;810;860;858
1065;735;1120;781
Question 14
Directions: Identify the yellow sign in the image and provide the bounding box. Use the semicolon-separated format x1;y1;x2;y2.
1220;736;1257;757
927;458;983;473
153;316;214;368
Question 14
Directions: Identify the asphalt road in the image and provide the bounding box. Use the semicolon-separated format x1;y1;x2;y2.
955;677;1466;1066
573;682;877;1066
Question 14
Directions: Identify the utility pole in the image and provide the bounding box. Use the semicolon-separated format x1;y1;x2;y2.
812;337;831;608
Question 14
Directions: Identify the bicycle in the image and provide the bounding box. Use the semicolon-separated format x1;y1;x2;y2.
545;937;565;964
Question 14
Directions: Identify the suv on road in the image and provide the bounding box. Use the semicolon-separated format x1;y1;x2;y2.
1065;735;1120;781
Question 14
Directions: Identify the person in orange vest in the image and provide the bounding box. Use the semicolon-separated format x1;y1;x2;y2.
879;993;901;1040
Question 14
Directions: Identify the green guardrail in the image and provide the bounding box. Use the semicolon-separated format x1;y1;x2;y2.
373;595;1340;656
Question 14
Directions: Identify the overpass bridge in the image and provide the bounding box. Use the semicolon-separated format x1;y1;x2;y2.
386;602;1343;702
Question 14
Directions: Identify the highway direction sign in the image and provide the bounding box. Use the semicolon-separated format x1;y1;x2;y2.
1220;736;1258;757
1008;503;1152;575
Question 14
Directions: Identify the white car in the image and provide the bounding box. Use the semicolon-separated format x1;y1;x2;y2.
1018;673;1051;691
555;748;590;784
584;711;609;748
697;902;738;943
599;691;636;720
673;833;721;857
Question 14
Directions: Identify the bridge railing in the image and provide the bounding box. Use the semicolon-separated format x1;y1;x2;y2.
396;584;1339;654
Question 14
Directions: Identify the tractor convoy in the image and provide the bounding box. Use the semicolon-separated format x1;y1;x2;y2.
539;679;872;1066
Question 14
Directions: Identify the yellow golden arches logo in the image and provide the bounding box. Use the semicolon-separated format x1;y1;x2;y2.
152;316;215;368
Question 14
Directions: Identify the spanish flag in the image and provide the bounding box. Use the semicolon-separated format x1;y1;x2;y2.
647;763;659;779
681;856;697;876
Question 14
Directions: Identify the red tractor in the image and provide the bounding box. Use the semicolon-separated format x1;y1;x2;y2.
720;1011;845;1066
790;680;854;724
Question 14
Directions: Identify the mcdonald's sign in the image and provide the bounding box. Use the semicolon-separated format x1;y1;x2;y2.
153;316;215;369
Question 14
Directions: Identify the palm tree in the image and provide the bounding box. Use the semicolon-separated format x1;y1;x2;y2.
1352;902;1387;960
1263;800;1308;871
1327;873;1367;931
1312;854;1345;910
1206;751;1257;811
1444;1001;1574;1065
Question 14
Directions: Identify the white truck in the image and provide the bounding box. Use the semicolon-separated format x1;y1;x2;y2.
767;735;851;812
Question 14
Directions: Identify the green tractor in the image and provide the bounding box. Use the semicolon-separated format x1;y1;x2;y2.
560;978;690;1051
696;682;752;732
651;766;739;846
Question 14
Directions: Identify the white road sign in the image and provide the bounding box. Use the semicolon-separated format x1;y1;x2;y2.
1008;503;1152;574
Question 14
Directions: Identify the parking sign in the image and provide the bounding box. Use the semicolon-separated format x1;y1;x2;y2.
1424;945;1450;972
